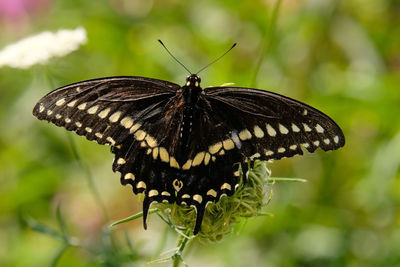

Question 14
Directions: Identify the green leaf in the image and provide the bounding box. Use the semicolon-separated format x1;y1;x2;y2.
109;208;159;227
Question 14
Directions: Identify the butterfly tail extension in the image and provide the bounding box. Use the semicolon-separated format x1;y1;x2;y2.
142;197;151;230
193;203;206;235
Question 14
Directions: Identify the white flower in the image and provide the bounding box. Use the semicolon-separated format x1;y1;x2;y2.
0;27;87;69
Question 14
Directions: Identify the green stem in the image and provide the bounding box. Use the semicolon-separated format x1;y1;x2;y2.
268;177;308;183
66;133;109;221
172;233;191;267
110;208;159;227
250;0;282;87
50;243;69;267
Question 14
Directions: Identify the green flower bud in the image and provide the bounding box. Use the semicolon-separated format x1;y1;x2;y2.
156;161;272;242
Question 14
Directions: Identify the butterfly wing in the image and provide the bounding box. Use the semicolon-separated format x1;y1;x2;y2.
33;76;180;146
33;76;190;231
202;86;345;161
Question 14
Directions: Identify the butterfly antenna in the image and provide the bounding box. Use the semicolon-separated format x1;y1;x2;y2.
196;43;237;75
158;40;192;75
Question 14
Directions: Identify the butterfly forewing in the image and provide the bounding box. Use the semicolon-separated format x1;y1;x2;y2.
202;87;345;161
33;77;179;145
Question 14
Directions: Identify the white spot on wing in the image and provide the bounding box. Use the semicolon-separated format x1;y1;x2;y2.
134;130;146;141
192;152;205;166
77;102;87;110
279;124;289;134
315;124;325;133
152;147;159;160
334;136;339;144
170;157;180;169
291;123;300;132
266;124;277;137
182;159;192;170
209;142;222;154
222;139;235;150
159;147;169;162
239;129;252;140
207;189;217;197
124;173;135;180
87;105;99;114
277;147;286;153
130;123;141;133
67;99;77;107
221;183;231;190
55;98;66;106
98;108;111;119
38;104;45;113
265;150;274;156
109;111;122;123
120;117;133;129
193;194;203;203
117;158;126;165
250;153;261;160
106;137;116;145
303;123;312;132
148;190;159;197
136;181;146;189
254;125;264;138
161;191;171;196
145;135;157;147
204;153;211;165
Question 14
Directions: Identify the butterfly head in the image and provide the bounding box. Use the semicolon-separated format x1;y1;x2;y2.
185;74;201;88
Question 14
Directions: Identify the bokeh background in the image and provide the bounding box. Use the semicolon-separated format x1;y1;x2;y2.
1;0;399;266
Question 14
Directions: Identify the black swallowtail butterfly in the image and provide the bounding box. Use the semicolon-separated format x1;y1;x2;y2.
33;50;344;234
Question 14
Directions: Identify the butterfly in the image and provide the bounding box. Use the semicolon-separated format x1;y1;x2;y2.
33;72;345;234
32;41;344;234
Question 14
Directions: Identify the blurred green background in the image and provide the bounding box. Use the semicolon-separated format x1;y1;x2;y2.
1;0;399;266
